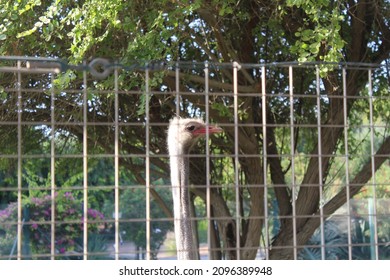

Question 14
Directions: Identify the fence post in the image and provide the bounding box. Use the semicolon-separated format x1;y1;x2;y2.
22;206;31;259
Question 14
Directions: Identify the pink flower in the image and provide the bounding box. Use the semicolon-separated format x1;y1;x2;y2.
64;192;74;200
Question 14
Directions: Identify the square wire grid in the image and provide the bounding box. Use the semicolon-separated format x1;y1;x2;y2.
0;57;389;260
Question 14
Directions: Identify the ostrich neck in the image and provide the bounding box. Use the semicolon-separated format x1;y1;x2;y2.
169;147;197;260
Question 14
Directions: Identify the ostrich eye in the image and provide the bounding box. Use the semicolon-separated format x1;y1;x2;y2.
186;125;196;132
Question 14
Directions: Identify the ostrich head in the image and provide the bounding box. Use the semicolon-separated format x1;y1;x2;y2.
168;117;223;154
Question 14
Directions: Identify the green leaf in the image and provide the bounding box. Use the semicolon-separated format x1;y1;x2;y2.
301;29;313;41
309;42;320;54
16;27;37;38
39;16;50;24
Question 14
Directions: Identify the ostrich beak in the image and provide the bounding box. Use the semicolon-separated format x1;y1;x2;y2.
194;125;223;136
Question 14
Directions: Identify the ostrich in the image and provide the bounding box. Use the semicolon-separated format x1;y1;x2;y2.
167;117;222;260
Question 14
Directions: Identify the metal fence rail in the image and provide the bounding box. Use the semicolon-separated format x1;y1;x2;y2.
0;57;389;260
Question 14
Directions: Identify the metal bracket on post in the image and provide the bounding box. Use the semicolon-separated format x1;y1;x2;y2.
232;61;242;71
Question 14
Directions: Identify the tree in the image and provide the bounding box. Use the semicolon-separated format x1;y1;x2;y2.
0;0;389;259
102;186;173;259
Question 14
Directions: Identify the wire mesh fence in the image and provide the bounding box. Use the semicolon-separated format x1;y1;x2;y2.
0;57;389;260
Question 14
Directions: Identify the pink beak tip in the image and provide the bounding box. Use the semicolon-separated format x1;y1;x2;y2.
209;126;223;133
195;125;223;135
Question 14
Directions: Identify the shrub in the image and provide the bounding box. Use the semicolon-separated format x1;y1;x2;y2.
0;191;105;258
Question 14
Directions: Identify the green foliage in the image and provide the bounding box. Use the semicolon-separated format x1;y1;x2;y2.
0;0;385;66
0;233;15;257
299;221;348;260
287;0;345;63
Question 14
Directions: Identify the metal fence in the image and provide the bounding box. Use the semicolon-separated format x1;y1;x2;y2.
0;57;389;260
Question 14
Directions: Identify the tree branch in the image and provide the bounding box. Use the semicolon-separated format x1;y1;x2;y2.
267;113;291;217
297;135;390;244
164;70;255;93
196;8;255;85
325;136;390;216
